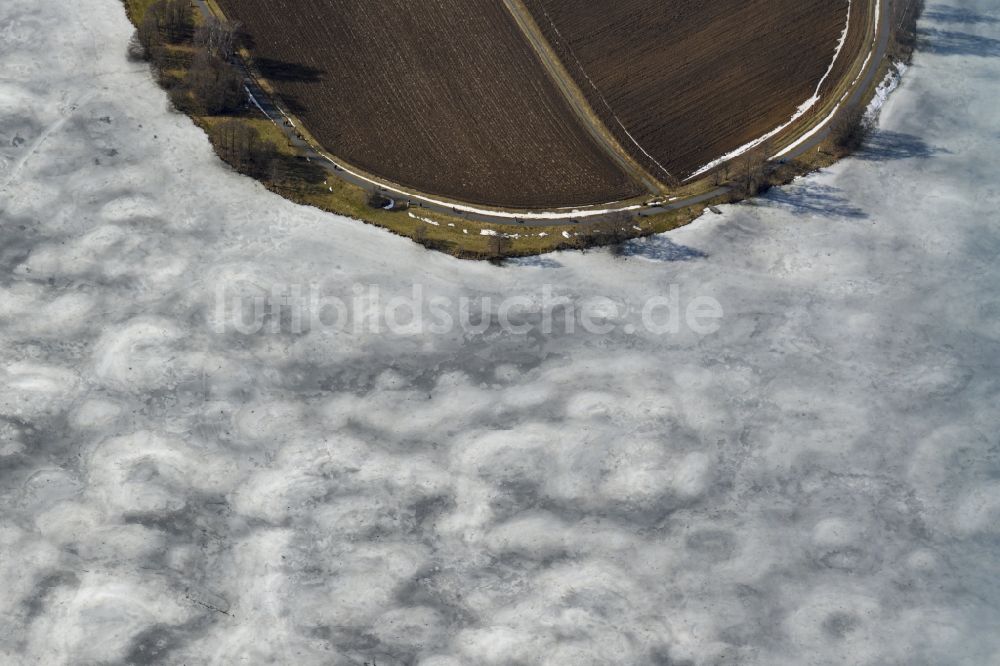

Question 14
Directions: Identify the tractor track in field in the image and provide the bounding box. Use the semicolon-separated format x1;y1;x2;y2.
501;0;669;195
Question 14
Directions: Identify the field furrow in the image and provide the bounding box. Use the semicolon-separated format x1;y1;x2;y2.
522;0;864;180
215;0;642;208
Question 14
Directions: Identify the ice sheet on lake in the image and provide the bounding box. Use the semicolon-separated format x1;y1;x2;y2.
1;0;999;663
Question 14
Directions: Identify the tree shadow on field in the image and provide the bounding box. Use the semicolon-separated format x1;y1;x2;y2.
761;183;868;220
856;130;951;163
924;5;1000;26
917;28;1000;56
618;236;708;262
273;91;310;117
239;32;323;82
252;57;324;83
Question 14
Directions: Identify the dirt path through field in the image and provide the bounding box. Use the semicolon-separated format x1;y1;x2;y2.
501;0;669;195
193;0;666;225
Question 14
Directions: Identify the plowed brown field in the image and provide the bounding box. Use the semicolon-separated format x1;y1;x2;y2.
214;0;642;208
217;0;871;207
523;0;865;181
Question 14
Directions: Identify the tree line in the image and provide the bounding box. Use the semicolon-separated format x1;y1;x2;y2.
128;1;309;182
128;1;243;116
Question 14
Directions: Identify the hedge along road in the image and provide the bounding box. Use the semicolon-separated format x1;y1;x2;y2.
191;0;888;227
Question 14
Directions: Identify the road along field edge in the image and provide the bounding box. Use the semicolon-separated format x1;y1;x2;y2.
770;0;887;162
204;0;887;216
214;5;700;216
202;0;659;223
124;0;912;259
125;0;719;259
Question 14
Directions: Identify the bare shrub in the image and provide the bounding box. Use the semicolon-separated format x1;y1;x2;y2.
136;10;163;56
584;211;635;253
127;30;150;61
159;0;194;43
167;85;197;114
732;147;768;197
486;233;512;260
129;0;192;66
890;0;925;63
137;0;194;46
196;17;241;60
831;106;872;154
211;119;277;178
189;50;245;115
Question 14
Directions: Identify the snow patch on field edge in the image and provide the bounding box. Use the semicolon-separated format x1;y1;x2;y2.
865;61;908;121
686;0;865;179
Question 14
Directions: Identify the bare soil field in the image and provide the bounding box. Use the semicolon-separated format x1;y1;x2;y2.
522;0;865;181
214;0;642;208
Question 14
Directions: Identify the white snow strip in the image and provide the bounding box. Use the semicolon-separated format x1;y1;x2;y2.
481;229;499;236
241;54;646;220
408;212;439;226
772;0;883;160
244;86;273;122
855;49;875;89
313;146;645;220
685;0;858;180
771;100;847;160
865;62;907;121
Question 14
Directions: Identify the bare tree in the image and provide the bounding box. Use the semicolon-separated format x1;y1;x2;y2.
587;211;634;252
196;17;241;60
189;50;245;115
139;0;194;46
135;9;163;58
159;0;194;43
486;233;512;259
129;0;192;63
712;165;727;187
890;0;925;62
831;106;871;154
411;224;428;244
737;147;768;196
127;29;153;62
212;119;277;178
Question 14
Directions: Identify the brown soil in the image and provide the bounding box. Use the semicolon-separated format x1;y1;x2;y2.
522;0;864;181
214;0;642;208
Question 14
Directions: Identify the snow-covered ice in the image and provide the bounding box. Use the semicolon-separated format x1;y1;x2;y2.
1;0;999;664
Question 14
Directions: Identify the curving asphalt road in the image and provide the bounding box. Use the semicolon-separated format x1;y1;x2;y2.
191;0;890;228
776;0;891;163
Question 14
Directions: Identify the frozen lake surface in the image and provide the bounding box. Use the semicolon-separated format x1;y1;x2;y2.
1;1;999;663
